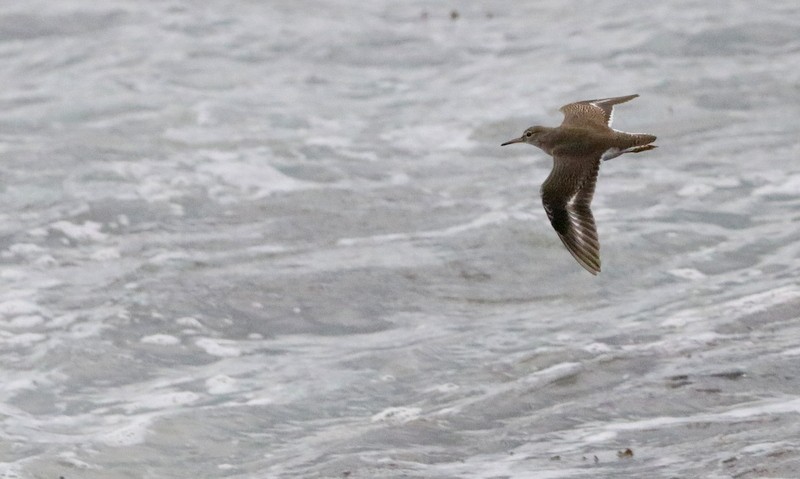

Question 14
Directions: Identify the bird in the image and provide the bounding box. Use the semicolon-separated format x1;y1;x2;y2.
501;94;657;275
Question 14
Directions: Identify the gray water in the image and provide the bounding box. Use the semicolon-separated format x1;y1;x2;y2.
1;1;800;478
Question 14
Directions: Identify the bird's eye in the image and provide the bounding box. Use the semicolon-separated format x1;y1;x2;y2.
525;131;533;137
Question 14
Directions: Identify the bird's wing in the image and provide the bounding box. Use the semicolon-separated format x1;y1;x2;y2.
540;151;602;275
559;94;639;130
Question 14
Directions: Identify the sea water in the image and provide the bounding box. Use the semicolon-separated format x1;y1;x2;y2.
1;1;800;477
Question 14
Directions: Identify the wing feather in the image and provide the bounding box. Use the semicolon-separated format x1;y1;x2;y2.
559;94;639;130
541;153;602;275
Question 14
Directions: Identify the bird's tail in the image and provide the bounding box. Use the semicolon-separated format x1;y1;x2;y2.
627;133;657;147
626;133;657;154
603;133;658;161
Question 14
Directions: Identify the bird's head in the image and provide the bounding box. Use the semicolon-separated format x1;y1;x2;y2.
501;126;547;147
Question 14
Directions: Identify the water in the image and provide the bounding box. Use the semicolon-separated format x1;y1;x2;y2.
1;1;800;478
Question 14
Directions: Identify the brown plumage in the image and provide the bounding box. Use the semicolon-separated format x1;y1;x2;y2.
501;94;657;275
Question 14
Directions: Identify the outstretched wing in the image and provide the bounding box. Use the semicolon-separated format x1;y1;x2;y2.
541;153;602;275
559;94;639;130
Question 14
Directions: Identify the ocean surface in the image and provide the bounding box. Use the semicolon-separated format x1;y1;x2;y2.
1;1;800;478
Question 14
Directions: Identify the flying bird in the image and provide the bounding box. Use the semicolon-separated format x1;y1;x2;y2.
501;94;657;275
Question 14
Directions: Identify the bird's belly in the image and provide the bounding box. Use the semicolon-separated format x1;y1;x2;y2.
600;147;622;161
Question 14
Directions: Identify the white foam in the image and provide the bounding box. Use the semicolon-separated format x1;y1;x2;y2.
246;244;289;255
49;220;108;242
206;374;238;395
388;172;410;185
244;396;274;406
7;314;45;328
90;247;121;261
136;176;183;202
140;334;181;346
197;152;313;199
677;183;715;196
0;299;42;318
48;314;77;329
169;203;185;216
676;176;740;196
753;174;800;196
588;397;800;436
371;406;422;424
33;255;58;268
0;462;23;478
740;441;794;455
379;123;476;151
581;430;618;442
433;362;584;418
338;211;509;246
306;135;352;148
122;391;200;413
780;346;800;356
176;316;204;328
96;415;153;447
195;338;241;357
724;286;800;316
662;285;800;327
4;374;46;392
27;227;48;237
57;451;97;470
425;383;460;393
279;242;439;272
668;268;706;280
5;243;45;258
583;342;613;353
147;250;191;265
0;333;46;346
68;321;107;339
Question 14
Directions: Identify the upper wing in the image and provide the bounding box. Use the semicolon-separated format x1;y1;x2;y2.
540;152;602;275
559;94;639;130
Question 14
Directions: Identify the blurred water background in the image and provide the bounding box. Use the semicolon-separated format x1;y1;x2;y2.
1;1;800;478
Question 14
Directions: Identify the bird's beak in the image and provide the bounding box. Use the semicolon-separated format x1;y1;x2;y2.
501;137;524;146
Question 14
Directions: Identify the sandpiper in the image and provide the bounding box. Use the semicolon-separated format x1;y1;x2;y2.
501;94;657;275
